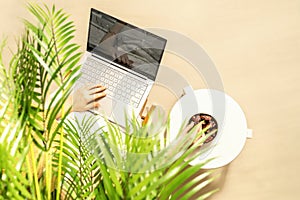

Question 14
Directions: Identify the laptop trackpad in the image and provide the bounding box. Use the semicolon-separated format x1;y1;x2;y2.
96;97;116;117
112;103;137;127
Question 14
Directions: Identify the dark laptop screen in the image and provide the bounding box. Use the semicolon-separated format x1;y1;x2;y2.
87;8;167;81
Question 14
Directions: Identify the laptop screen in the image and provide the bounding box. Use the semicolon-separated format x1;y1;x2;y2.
87;8;167;81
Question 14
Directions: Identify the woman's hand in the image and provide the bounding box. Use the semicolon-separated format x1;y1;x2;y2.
114;50;133;67
72;84;106;112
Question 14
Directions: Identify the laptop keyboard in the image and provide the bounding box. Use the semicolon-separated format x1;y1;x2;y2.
79;57;148;108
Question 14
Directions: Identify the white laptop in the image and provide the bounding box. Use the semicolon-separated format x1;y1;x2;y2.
76;8;167;127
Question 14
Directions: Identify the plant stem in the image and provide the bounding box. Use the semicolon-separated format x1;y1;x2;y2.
30;138;41;200
45;150;52;200
26;150;36;200
55;108;64;200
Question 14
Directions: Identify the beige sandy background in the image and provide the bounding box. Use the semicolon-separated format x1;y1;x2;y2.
1;0;300;199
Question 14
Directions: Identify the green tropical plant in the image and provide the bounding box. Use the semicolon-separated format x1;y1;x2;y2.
0;3;218;200
60;111;218;200
0;3;81;199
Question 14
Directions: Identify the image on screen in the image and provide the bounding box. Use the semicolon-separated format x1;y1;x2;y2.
87;9;167;81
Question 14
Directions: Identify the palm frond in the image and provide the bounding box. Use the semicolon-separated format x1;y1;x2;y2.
1;3;82;199
53;114;105;199
0;43;32;199
1;3;219;200
73;111;218;200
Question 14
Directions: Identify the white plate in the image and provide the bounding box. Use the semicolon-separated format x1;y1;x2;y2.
169;89;247;169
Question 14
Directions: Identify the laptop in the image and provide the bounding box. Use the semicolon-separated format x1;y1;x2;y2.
76;8;167;127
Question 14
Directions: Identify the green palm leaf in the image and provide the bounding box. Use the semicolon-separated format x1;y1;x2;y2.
1;3;82;199
77;111;218;200
1;3;219;200
53;115;105;199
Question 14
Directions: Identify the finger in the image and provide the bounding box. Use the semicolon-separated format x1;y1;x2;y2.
89;84;105;90
87;92;106;103
89;86;106;94
128;59;133;66
117;56;122;62
85;101;100;110
182;121;195;135
121;55;127;64
126;58;131;66
186;121;195;130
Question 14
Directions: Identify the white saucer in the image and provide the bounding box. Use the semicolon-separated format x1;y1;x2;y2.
169;89;248;169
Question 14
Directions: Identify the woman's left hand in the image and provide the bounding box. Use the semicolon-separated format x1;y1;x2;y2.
71;84;106;112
